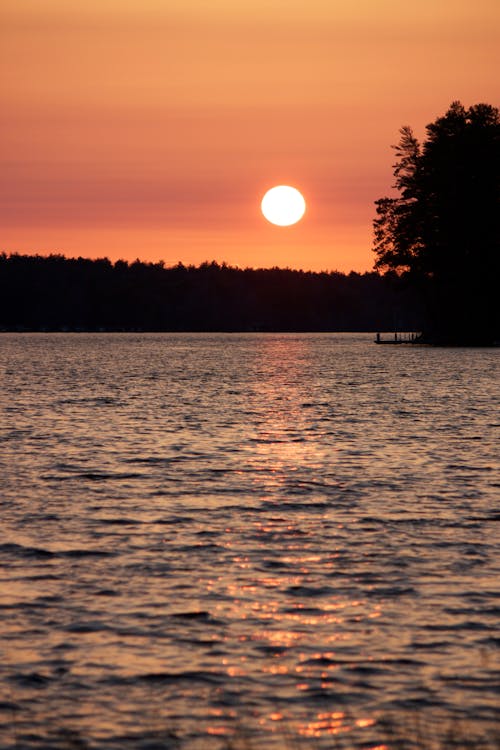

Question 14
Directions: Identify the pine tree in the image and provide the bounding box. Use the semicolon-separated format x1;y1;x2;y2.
373;102;500;345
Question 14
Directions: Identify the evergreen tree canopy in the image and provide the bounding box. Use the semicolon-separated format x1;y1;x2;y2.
0;253;421;332
373;101;500;345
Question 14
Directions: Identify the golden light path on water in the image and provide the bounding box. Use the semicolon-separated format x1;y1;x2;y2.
199;422;384;744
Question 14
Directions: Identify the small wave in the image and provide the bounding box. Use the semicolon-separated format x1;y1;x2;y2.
58;396;121;406
366;585;416;597
479;636;500;647
425;621;492;631
285;584;335;597
0;428;32;443
300;401;331;408
444;605;500;617
479;512;500;521
254;644;289;655
348;663;386;676
248;437;288;444
124;456;177;465
0;543;114;560
138;670;226;686
391;695;448;711
446;464;494;472
0;542;54;559
153;516;194;525
375;657;425;666
10;671;52;688
170;611;223;625
282;605;326;615
301;655;338;667
440;674;500;692
65;621;109;633
43;471;144;482
60;548;114;558
103;670;226;687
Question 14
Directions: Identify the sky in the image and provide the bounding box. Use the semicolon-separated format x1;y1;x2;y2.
1;0;499;273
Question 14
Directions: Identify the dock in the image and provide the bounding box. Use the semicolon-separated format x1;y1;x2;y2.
374;332;420;345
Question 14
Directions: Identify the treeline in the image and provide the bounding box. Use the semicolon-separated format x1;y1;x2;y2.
0;253;422;332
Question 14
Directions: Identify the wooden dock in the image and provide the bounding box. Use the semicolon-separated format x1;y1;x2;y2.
374;332;420;345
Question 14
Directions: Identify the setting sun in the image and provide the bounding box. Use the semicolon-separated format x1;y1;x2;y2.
261;186;306;227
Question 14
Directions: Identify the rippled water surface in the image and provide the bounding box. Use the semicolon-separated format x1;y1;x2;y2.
1;333;499;749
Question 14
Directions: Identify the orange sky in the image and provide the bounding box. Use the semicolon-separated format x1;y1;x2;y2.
1;0;499;272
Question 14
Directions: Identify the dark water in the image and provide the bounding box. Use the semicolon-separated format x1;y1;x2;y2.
0;333;499;749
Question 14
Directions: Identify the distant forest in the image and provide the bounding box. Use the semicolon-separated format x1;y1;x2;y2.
0;253;422;332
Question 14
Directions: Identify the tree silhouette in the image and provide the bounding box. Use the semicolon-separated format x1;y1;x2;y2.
0;253;421;332
374;101;500;345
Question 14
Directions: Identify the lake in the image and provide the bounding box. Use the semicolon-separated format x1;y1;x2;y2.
0;333;498;749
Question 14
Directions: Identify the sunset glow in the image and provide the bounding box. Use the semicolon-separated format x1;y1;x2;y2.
1;0;499;271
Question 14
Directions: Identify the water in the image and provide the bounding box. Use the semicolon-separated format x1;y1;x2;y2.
0;333;498;749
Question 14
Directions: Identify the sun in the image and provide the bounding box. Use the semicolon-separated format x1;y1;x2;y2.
261;185;306;226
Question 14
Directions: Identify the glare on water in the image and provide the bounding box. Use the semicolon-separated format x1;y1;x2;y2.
0;333;498;749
